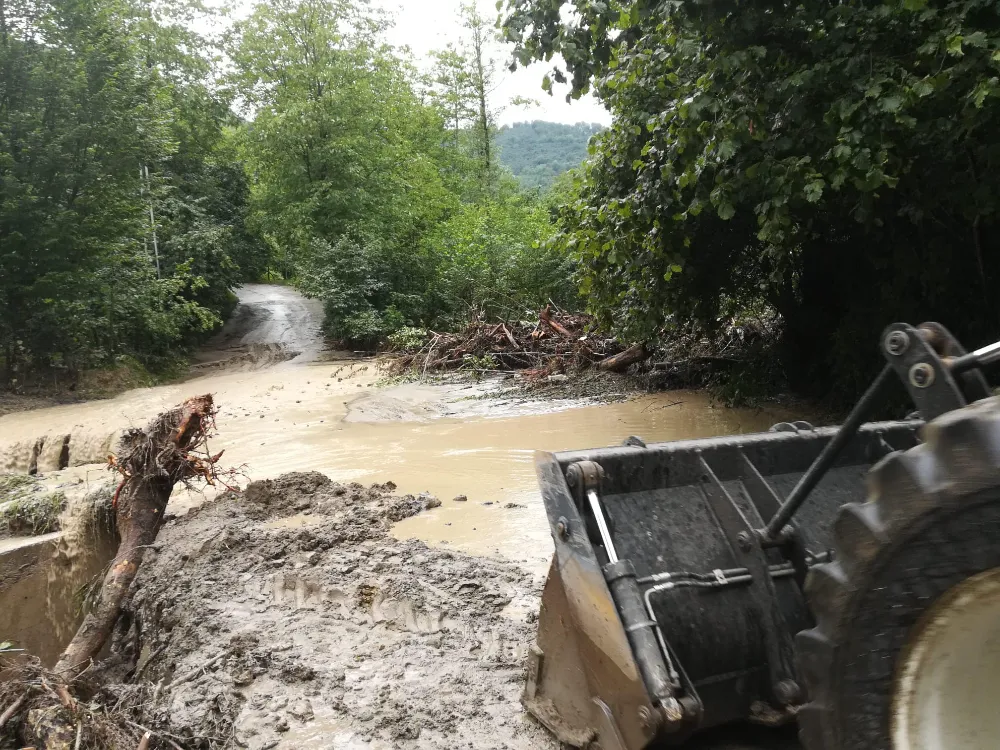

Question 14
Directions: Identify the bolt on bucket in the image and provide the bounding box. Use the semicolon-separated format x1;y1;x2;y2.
524;420;920;750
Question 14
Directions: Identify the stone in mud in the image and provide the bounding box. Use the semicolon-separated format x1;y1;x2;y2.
453;494;468;502
288;699;314;721
505;502;526;509
419;492;441;509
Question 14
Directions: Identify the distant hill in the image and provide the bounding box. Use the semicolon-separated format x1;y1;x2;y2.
496;121;604;191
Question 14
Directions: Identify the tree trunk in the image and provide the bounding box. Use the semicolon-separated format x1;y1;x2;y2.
598;343;649;372
54;394;218;680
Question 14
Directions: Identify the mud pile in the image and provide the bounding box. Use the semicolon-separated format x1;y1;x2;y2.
117;472;557;750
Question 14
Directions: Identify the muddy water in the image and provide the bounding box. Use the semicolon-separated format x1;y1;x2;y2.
0;284;800;573
0;375;795;571
0;509;118;665
333;390;795;569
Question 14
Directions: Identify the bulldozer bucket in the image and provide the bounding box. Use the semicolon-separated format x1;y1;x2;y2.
524;420;921;749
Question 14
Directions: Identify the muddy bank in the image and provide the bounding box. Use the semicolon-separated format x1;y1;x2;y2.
78;472;557;750
0;484;118;665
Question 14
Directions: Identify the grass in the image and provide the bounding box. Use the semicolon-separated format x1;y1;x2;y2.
0;490;67;535
0;474;37;500
0;474;68;535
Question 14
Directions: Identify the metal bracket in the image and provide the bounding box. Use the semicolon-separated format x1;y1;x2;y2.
917;322;992;403
737;451;810;587
566;461;617;563
697;453;800;708
882;323;968;421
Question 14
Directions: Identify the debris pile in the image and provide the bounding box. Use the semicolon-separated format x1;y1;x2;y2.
384;306;640;379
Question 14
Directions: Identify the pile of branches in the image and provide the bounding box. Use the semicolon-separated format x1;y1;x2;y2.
385;306;648;379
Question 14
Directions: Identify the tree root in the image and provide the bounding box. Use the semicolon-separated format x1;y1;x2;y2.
0;394;237;750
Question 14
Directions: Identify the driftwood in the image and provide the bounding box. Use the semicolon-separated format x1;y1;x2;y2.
54;394;221;680
384;308;622;378
0;394;236;750
539;305;572;337
598;343;650;373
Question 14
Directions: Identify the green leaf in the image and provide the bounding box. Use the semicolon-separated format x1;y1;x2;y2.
717;202;736;220
804;179;825;203
717;139;737;161
879;95;902;113
947;34;964;57
902;0;927;9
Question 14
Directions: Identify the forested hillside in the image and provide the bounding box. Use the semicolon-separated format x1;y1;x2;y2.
496;121;604;190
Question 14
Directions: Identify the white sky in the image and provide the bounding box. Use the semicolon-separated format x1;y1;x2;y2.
376;0;610;126
206;0;610;126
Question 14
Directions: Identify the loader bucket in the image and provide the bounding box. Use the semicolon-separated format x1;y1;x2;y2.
525;420;921;750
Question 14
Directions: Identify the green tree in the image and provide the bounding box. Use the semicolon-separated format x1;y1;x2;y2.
0;0;262;385
227;0;457;345
423;183;573;325
502;0;1000;401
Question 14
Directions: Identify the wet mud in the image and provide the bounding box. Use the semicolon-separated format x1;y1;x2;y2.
120;473;557;750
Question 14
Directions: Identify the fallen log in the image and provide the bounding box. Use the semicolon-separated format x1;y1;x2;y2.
597;343;650;373
54;394;222;680
539;305;572;337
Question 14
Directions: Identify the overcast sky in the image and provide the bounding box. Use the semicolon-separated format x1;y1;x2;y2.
374;0;610;127
208;0;610;126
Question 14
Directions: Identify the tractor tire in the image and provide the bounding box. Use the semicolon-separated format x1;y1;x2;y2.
796;396;1000;750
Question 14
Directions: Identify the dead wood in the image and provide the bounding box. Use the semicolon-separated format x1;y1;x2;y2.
0;695;25;728
54;394;224;681
381;308;620;379
539;305;571;337
597;343;650;372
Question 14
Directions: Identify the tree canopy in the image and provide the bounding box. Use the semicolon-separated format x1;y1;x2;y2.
502;0;1000;400
227;0;573;346
0;0;266;385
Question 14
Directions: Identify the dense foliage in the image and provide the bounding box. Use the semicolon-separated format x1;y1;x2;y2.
229;0;574;346
497;121;604;190
0;0;574;387
0;0;266;386
502;0;1000;401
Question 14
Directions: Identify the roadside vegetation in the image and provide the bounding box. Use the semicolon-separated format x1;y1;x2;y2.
0;0;578;393
501;0;1000;405
5;0;998;408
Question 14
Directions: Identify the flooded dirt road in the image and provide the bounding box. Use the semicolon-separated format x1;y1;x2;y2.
0;285;808;750
0;284;799;570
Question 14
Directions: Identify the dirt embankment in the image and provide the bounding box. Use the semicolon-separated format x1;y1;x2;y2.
81;472;556;750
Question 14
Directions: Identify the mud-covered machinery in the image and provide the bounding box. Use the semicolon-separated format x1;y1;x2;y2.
526;323;1000;750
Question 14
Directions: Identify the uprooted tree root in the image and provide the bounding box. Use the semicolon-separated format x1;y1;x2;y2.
0;394;240;750
0;660;146;750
